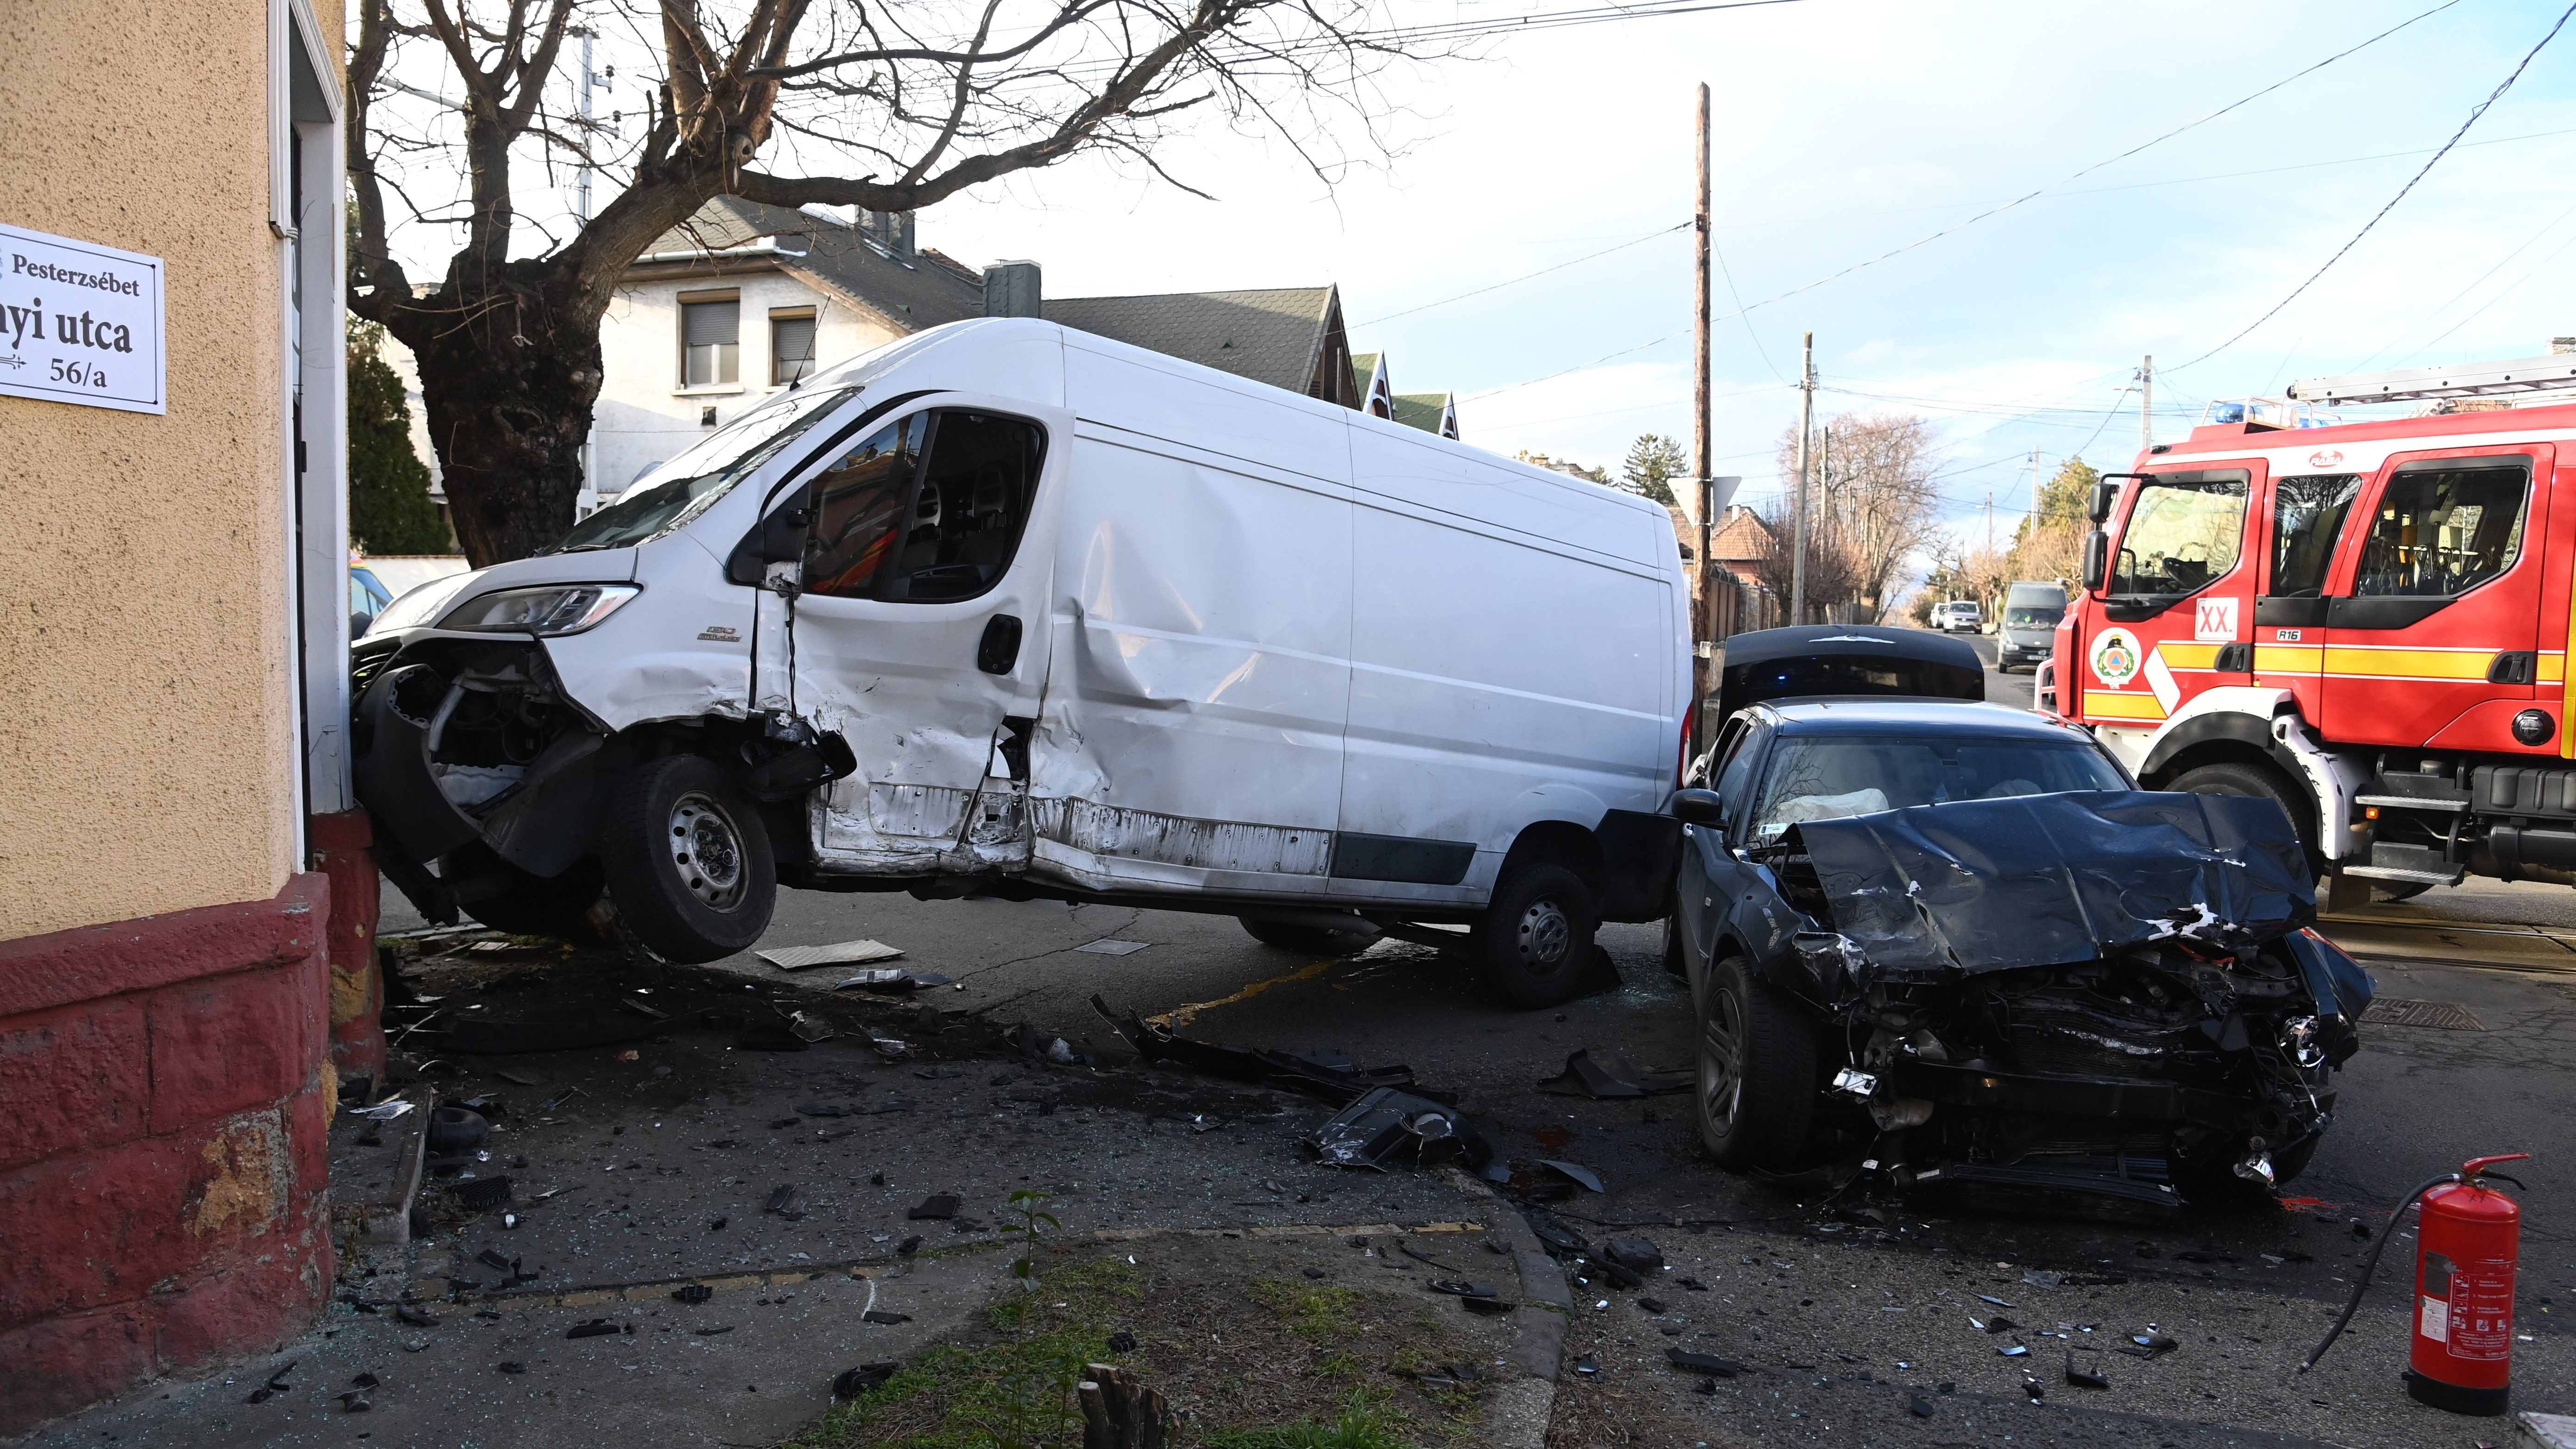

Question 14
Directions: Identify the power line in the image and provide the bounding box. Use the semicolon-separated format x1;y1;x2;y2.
2170;0;2576;374
1352;223;1688;326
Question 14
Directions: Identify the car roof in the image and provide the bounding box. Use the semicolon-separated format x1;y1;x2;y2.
1757;697;2098;741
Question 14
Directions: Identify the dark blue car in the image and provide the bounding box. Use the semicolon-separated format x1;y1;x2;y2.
1667;627;2373;1211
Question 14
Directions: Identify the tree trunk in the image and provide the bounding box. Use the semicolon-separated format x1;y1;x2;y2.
404;257;604;567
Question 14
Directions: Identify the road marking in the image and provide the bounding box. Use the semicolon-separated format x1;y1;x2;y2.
1150;958;1342;1028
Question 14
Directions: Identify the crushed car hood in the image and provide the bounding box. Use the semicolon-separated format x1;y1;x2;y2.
1790;789;2312;975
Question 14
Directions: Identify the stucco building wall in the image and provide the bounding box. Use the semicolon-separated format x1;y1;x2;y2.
0;0;330;940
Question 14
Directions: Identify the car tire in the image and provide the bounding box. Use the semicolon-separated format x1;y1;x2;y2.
2167;761;2316;860
597;755;776;964
1695;953;1819;1169
1473;861;1599;1009
1238;916;1377;956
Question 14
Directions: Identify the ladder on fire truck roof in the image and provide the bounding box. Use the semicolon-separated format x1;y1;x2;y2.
2290;348;2576;405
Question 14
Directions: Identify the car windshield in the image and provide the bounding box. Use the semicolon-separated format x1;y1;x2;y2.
1752;734;2127;840
2005;606;2061;627
548;385;860;552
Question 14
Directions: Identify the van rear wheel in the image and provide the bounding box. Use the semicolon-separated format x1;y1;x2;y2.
598;755;776;964
1473;862;1598;1009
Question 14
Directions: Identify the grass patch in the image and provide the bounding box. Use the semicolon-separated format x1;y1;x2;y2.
1201;1390;1418;1449
789;1255;1142;1449
1250;1278;1366;1339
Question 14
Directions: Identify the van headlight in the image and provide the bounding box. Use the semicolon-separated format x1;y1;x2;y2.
438;583;640;636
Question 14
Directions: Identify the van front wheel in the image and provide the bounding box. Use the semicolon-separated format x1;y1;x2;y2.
1473;862;1598;1009
598;755;777;963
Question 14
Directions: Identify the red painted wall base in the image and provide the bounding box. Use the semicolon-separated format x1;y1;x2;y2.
0;876;336;1436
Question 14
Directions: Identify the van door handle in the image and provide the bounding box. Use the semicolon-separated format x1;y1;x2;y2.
977;614;1024;675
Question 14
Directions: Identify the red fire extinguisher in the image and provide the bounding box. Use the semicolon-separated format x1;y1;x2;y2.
2303;1153;2531;1418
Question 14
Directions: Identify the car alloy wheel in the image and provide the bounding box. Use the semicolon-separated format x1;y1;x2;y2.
668;791;746;909
1699;985;1745;1137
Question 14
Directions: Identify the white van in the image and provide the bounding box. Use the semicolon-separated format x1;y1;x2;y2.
353;319;1692;1007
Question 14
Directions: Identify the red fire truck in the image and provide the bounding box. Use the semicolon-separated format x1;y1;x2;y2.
2038;349;2576;906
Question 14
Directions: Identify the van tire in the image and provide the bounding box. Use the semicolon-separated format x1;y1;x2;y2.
598;755;776;964
2168;761;2316;858
1474;862;1599;1009
1696;954;1818;1169
1238;916;1376;956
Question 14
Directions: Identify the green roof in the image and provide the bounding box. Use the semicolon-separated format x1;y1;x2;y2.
1390;391;1456;438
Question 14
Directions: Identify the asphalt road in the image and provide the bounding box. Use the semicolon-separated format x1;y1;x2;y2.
329;636;2576;1449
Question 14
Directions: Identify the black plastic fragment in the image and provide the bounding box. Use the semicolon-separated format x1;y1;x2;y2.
566;1319;620;1339
2065;1351;2111;1389
862;1310;912;1325
908;1194;961;1220
1539;1048;1691;1099
496;1362;526;1374
1667;1350;1741;1377
478;1249;514;1273
1639;1298;1668;1314
1108;1331;1139;1352
395;1306;439;1327
1089;995;1431;1106
2112;1332;2177;1359
1678;1277;1707;1291
1605;1237;1664;1271
765;1185;803;1219
833;1362;900;1397
768;1117;801;1129
1461;1297;1517;1316
1528;1215;1588;1257
1573;1356;1601;1375
351;1372;380;1388
1308;1087;1496;1174
896;1235;923;1257
1427;1281;1496;1298
453;1176;513;1211
673;1284;713;1305
1907;1394;1935;1418
338;1390;371;1412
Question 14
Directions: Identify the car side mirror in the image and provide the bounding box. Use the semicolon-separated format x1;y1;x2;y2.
1672;788;1726;829
2088;479;2119;524
2081;530;2109;591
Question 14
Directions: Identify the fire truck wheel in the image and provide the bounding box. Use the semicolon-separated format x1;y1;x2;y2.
2167;761;2317;861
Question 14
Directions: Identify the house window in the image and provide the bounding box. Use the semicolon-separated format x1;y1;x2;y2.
682;297;740;386
771;310;817;385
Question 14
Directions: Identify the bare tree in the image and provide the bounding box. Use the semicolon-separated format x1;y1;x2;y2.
347;0;1437;564
1765;411;1943;622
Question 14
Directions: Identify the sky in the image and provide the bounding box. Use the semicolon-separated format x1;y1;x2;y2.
374;0;2576;549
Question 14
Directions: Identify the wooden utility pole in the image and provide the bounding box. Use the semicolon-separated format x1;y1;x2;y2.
1693;81;1715;740
1791;331;1815;625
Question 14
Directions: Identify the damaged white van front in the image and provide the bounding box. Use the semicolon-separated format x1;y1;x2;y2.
353;319;1692;1008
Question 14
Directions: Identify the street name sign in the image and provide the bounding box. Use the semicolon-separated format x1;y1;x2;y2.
0;221;166;415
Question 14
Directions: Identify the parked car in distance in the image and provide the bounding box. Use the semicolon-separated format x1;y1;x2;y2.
349;562;393;638
1667;638;2373;1210
1995;581;2066;672
1931;600;1982;633
351;317;1691;1007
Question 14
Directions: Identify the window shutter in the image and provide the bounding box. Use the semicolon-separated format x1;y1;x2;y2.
684;299;741;347
774;315;817;365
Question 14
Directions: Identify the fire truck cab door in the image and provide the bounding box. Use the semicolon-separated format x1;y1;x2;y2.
2086;464;2260;733
2319;444;2551;752
2253;471;2364;726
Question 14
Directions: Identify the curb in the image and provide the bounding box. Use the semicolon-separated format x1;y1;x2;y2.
1442;1168;1571;1449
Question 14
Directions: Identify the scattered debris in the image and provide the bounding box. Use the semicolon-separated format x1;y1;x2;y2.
832;1362;900;1398
566;1320;621;1339
1427;1281;1497;1298
1999;1345;2031;1357
674;1284;713;1305
862;1310;913;1325
1091;996;1430;1106
395;1306;439;1327
765;1186;805;1220
759;939;904;971
1573;1356;1601;1376
2021;1269;2062;1289
1539;1048;1690;1099
496;1362;526;1374
1107;1331;1139;1353
2113;1331;2177;1359
694;1325;735;1337
908;1194;961;1220
1908;1394;1935;1418
2065;1352;2111;1389
1667;1350;1742;1377
1461;1297;1517;1316
1678;1277;1707;1291
426;1107;489;1154
788;1010;836;1044
1604;1237;1664;1272
535;1087;582;1112
349;1100;417;1121
1973;1294;2016;1308
453;1176;513;1211
834;968;954;993
1535;1159;1606;1193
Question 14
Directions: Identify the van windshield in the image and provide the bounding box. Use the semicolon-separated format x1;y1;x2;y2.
549;386;860;552
2005;606;2061;627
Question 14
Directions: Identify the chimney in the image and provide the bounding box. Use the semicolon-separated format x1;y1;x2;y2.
2553;337;2576;355
984;260;1041;319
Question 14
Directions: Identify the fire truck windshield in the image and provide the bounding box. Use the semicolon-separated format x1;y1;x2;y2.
2112;470;2248;601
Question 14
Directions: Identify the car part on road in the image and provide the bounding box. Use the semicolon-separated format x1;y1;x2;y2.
908;1194;962;1220
1461;1296;1516;1315
2064;1351;2110;1389
1604;1238;1663;1272
1308;1087;1500;1177
1534;1159;1604;1193
1472;861;1601;1009
1088;995;1429;1106
425;1107;489;1153
1237;914;1380;956
452;1176;513;1211
1539;1048;1690;1099
597;753;778;963
1667;1350;1742;1378
832;1362;900;1398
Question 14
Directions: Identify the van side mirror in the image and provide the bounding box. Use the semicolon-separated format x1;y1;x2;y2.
725;500;813;586
2081;530;2109;591
1672;788;1725;829
2088;479;2119;524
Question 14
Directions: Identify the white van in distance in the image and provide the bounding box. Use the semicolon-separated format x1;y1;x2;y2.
353;319;1693;1007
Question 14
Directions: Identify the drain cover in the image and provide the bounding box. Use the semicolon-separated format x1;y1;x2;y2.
2364;998;2485;1031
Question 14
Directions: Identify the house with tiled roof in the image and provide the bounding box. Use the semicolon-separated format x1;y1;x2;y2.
1041;286;1359;407
1391;392;1459;440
